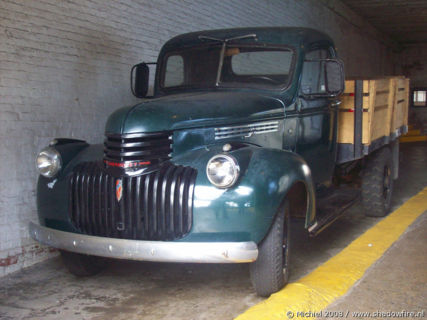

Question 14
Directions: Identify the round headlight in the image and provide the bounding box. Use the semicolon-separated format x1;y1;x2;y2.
36;147;62;178
206;154;240;188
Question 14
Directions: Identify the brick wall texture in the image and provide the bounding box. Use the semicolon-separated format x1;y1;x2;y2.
0;0;396;275
398;43;427;88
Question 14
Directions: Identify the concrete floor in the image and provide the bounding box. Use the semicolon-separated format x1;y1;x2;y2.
321;213;426;319
0;142;426;320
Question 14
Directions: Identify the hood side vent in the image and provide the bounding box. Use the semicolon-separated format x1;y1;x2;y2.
215;121;279;140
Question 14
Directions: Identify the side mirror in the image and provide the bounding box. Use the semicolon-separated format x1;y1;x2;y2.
131;63;149;98
325;59;345;97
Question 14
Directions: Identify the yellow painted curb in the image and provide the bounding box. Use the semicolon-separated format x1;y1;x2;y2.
400;135;427;143
235;187;427;320
406;129;421;136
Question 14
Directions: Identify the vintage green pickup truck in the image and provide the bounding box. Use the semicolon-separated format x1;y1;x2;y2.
31;27;406;296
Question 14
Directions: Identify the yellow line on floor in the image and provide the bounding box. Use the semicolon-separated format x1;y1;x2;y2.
235;186;427;320
400;135;427;143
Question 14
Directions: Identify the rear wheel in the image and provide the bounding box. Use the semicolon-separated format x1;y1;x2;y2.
361;147;393;217
60;250;108;276
250;200;290;297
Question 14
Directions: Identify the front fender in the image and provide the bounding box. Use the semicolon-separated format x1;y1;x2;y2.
172;144;316;243
37;143;102;230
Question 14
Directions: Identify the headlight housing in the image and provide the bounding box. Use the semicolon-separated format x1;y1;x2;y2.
36;147;62;178
206;154;240;188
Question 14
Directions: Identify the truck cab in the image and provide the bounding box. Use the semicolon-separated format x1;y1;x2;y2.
32;27;401;297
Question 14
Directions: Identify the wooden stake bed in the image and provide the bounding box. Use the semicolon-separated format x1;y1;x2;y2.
336;76;409;163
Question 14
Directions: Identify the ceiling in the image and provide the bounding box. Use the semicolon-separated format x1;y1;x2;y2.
341;0;427;45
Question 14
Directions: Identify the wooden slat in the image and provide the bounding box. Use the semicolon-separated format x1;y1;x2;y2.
338;77;409;149
371;108;389;141
338;79;370;144
371;78;394;141
390;77;410;132
337;112;354;144
404;79;409;126
343;80;369;94
364;80;376;145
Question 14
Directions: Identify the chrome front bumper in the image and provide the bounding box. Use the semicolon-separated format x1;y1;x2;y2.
29;222;258;263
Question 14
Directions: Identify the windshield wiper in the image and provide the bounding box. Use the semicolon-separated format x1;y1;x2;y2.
198;33;258;86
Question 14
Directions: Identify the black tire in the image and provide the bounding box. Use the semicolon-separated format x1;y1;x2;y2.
361;147;394;217
60;250;108;276
250;200;290;297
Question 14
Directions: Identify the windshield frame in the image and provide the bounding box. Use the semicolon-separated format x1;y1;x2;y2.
158;42;297;94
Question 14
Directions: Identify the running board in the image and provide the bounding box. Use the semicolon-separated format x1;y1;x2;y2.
309;187;360;237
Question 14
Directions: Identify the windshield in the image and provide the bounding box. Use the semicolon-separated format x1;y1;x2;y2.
160;44;295;91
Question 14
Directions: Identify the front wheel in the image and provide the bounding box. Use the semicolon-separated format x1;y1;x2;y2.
60;250;108;276
250;200;290;297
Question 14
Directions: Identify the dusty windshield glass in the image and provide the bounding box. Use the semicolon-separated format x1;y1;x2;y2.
161;45;294;90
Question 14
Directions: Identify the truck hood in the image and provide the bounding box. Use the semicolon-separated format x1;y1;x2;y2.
105;91;285;134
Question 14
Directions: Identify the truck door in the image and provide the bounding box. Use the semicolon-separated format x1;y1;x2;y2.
296;48;337;185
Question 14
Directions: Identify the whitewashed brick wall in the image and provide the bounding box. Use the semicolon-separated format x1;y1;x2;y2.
0;0;395;275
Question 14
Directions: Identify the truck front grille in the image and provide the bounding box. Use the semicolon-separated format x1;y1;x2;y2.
68;161;197;241
104;132;172;166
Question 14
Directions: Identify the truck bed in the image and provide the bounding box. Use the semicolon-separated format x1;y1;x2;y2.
336;76;409;163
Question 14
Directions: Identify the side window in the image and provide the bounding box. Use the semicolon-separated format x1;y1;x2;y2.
164;55;184;87
300;49;329;95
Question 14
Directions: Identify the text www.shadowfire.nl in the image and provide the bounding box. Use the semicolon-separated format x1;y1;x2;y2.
286;310;425;318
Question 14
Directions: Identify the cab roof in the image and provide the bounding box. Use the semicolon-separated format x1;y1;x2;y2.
161;27;334;52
